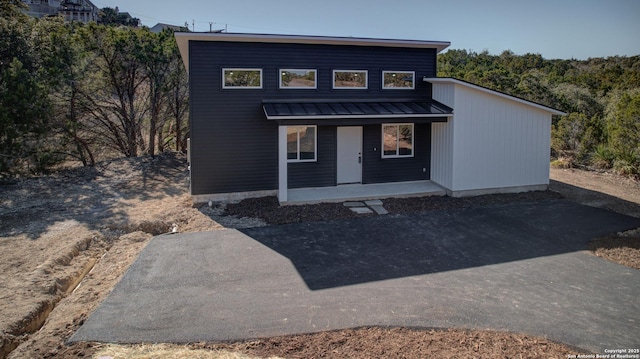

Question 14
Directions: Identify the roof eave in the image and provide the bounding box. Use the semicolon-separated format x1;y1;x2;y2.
424;77;566;116
264;113;453;121
175;33;451;72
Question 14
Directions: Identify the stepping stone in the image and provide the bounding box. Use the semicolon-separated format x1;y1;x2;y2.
369;205;388;215
364;199;383;206
350;207;373;214
343;201;365;207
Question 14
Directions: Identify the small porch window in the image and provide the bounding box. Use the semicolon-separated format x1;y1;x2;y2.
382;123;413;158
287;126;317;162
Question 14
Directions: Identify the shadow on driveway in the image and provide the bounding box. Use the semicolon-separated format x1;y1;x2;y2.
242;199;640;290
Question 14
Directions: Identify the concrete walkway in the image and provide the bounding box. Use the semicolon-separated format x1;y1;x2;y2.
70;199;640;353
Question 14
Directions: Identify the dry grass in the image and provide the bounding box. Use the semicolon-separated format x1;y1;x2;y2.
93;343;284;359
589;229;640;269
550;157;574;168
89;327;582;359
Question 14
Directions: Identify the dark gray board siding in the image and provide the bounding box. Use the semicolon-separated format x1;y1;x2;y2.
188;40;437;195
288;126;336;189
362;123;431;184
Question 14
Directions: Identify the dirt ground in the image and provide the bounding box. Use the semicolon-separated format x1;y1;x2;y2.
0;153;637;359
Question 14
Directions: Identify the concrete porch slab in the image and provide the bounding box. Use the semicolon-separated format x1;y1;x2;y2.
286;180;446;204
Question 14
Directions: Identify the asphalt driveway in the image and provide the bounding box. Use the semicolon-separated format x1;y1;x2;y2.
70;199;640;352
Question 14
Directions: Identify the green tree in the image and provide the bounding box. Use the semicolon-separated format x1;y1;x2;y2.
164;43;189;152
1;3;190;175
606;90;640;173
138;29;174;156
0;0;27;18
78;23;148;157
0;0;53;176
41;19;98;166
99;7;140;27
438;47;640;176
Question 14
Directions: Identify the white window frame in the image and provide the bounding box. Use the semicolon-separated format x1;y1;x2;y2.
381;123;414;158
382;71;415;90
222;68;263;89
279;69;317;89
333;70;368;89
287;125;317;162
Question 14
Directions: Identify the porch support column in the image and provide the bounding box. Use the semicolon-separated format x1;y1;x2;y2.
278;125;288;202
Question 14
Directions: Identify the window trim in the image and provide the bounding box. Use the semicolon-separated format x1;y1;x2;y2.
222;68;263;89
279;69;318;89
287;125;317;163
381;123;414;158
382;71;415;90
333;70;368;89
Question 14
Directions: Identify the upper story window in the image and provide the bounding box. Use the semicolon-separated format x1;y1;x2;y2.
222;68;262;89
382;71;415;89
280;69;317;89
333;70;368;89
382;123;414;158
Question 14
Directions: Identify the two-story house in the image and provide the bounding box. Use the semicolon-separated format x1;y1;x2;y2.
175;33;564;203
22;0;99;22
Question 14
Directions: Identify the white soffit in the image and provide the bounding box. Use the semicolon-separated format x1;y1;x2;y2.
424;77;566;116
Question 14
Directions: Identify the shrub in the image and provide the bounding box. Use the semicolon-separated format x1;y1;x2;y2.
613;159;638;176
550;157;573;168
590;144;615;169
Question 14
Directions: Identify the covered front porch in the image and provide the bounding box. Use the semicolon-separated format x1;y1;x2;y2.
285;180;446;205
272;99;453;203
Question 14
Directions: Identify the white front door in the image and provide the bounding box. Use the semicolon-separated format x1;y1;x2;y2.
337;126;362;184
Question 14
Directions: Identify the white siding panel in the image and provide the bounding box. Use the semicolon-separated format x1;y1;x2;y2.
430;122;454;189
430;83;455;190
450;84;552;191
431;82;455;108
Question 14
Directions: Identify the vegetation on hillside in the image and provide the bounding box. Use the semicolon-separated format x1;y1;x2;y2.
438;50;640;177
1;0;188;177
1;0;638;178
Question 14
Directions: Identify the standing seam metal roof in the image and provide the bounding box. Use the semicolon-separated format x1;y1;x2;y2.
263;100;453;120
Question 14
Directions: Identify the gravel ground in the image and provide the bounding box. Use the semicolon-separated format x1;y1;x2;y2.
223;190;564;225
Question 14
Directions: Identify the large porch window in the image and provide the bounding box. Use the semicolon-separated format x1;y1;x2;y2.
382;123;414;158
287;126;317;162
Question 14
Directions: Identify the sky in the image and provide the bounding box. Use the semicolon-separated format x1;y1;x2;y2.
90;0;640;60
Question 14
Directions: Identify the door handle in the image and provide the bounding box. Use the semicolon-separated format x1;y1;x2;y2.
358;156;362;164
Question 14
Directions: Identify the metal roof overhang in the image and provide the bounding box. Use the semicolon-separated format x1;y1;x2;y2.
175;33;451;72
263;100;453;126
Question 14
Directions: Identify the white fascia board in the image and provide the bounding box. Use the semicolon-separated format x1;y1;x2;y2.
424;77;566;116
175;32;451;72
264;113;453;121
